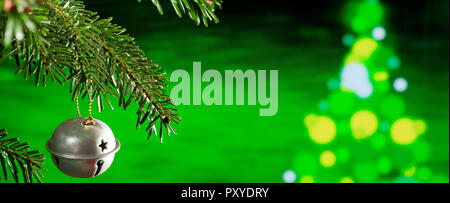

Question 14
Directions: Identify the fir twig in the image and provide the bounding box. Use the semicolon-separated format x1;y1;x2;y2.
0;129;46;183
1;0;186;142
146;0;223;27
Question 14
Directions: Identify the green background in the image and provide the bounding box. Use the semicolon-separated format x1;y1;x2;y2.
0;0;449;183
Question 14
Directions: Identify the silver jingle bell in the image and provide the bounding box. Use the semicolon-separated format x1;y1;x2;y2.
46;117;120;178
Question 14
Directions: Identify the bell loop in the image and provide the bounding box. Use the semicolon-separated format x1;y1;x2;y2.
82;117;96;126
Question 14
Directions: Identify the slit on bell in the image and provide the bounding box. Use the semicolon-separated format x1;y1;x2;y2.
94;160;104;176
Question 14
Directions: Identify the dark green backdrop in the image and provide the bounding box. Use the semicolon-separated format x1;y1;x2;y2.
0;0;448;183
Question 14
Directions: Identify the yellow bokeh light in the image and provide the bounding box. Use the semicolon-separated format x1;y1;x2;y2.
374;72;389;81
300;176;314;183
350;110;378;140
340;177;354;183
344;52;361;65
391;118;422;145
414;120;427;135
345;38;379;64
404;166;417;177
304;114;318;126
305;114;337;145
352;38;379;58
320;151;336;168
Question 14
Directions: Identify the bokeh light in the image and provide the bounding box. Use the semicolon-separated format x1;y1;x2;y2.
328;91;356;116
336;147;351;163
327;78;340;90
379;95;406;120
371;134;387;151
340;177;355;183
347;0;384;33
318;100;329;112
293;153;318;176
411;140;431;163
305;114;337;144
394;176;418;183
391;118;422;145
282;170;297;183
373;80;390;94
350;110;378;139
403;166;417;177
393;148;414;169
320;151;337;167
366;46;395;71
300;176;315;183
372;26;386;41
354;162;378;183
416;167;432;182
387;56;401;69
377;156;393;174
373;71;389;81
352;38;379;57
340;63;374;99
414;120;427;135
342;33;355;47
393;77;408;92
346;38;379;63
379;121;390;132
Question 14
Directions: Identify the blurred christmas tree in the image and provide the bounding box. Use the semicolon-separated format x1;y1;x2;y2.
284;0;445;183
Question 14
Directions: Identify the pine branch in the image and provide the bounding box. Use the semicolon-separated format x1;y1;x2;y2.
1;0;184;142
0;129;46;183
145;0;223;27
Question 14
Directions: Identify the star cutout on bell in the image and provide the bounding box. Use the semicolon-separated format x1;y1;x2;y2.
99;139;108;152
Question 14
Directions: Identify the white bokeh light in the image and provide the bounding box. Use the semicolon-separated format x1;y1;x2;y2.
354;82;374;99
393;77;408;92
282;170;297;183
372;26;386;41
341;63;374;99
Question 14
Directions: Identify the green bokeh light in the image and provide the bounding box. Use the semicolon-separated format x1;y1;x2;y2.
344;0;384;33
393;148;414;169
293;153;319;176
379;94;406;120
328;91;356;116
387;56;401;70
354;162;378;183
373;80;391;95
371;134;387;151
336;147;351;163
410;140;432;163
377;156;393;175
395;176;418;183
416;166;432;182
342;33;355;47
367;46;396;72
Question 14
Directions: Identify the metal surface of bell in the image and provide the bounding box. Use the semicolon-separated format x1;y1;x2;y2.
46;117;120;178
